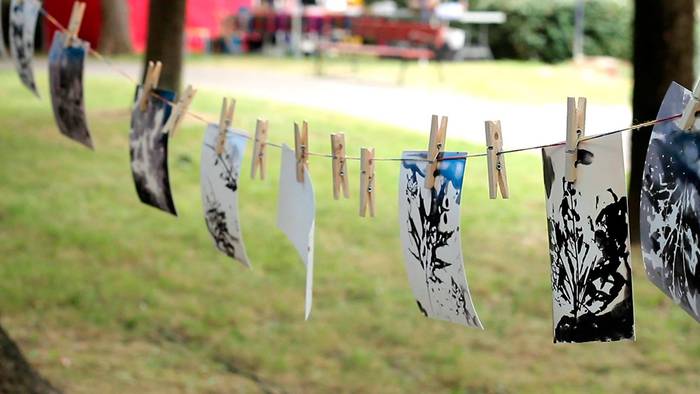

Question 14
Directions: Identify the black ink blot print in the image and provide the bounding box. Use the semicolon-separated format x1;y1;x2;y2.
543;145;634;343
641;84;700;323
542;151;555;199
577;149;594;167
129;87;177;215
49;32;93;149
401;153;482;328
204;196;240;259
416;300;428;317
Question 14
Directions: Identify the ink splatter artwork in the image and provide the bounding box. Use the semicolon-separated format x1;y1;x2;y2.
398;151;483;329
129;86;177;216
200;124;251;268
641;82;700;323
542;133;634;343
48;31;94;149
277;145;316;320
0;3;8;58
9;0;40;96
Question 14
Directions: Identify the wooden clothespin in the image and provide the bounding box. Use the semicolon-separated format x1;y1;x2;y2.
330;133;350;199
64;2;86;46
424;115;448;189
163;85;197;137
679;79;700;131
139;61;162;112
294;121;309;183
215;97;236;156
250;119;269;180
565;97;587;182
485;120;509;199
359;147;375;217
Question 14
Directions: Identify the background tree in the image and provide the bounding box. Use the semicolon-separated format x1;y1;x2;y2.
0;325;60;394
628;0;695;243
143;0;187;92
99;0;132;54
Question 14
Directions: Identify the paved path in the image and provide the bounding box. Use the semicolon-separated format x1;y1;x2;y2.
12;59;635;158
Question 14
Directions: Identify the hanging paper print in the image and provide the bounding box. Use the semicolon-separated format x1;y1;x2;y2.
0;3;8;58
48;31;94;149
129;86;177;215
542;133;634;343
277;145;316;320
200;124;251;268
641;82;700;323
398;151;483;329
9;0;40;96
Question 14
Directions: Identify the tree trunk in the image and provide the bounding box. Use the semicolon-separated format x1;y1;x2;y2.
143;0;187;92
0;324;61;394
99;0;133;55
629;0;695;243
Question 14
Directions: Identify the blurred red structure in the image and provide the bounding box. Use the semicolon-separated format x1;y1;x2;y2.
43;0;103;48
351;16;444;48
43;0;252;53
41;1;444;56
129;0;251;53
243;11;445;53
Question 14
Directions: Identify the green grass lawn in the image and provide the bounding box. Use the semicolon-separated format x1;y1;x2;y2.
185;54;632;105
0;69;697;394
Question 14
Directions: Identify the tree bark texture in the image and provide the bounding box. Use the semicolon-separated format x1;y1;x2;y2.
143;0;187;92
629;0;695;243
0;324;61;394
99;0;133;55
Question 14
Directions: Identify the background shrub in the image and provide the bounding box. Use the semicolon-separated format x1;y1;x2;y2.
470;0;632;63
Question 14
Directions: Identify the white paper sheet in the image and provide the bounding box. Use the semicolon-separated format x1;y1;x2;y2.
200;124;251;268
277;145;316;320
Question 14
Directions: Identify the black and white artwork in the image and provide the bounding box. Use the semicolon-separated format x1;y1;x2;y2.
0;3;8;58
277;145;315;320
200;124;251;268
641;82;700;323
48;31;94;149
542;133;634;343
398;151;483;329
9;0;40;96
129;86;177;216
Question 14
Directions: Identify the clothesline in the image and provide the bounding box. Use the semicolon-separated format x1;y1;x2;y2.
38;7;680;164
30;2;700;334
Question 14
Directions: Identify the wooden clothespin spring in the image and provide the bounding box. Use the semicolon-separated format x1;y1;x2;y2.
565;97;587;183
485;120;509;199
163;85;197;137
294;121;309;183
360;147;375;217
424;115;448;189
251;119;269;180
330;133;350;199
215;97;236;156
64;2;86;46
679;79;700;131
